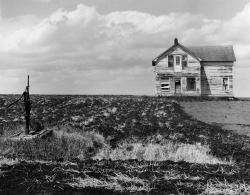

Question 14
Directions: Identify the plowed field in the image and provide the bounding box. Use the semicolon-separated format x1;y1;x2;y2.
0;95;250;194
180;101;250;136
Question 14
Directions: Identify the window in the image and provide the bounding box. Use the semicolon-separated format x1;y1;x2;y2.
175;55;181;66
168;55;174;67
161;82;170;91
187;78;196;91
222;78;229;90
182;55;187;68
161;77;170;91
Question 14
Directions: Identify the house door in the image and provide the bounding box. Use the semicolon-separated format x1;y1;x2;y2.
175;79;181;95
174;55;182;72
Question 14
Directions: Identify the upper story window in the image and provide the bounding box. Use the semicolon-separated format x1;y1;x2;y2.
182;55;188;68
175;55;181;66
222;78;229;90
168;55;188;68
168;55;174;67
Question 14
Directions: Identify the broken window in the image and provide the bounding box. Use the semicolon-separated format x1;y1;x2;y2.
168;55;174;67
161;83;170;91
161;78;170;91
187;78;196;91
222;78;229;90
182;55;187;68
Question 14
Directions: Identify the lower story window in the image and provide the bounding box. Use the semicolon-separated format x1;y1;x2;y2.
222;78;229;90
161;78;170;91
161;82;170;91
187;78;196;90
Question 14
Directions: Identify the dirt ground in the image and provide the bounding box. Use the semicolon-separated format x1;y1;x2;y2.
2;96;250;194
180;101;250;136
1;159;249;195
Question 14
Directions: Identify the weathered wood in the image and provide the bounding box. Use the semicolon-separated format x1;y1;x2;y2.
201;62;233;96
8;129;53;141
153;44;235;97
154;46;201;96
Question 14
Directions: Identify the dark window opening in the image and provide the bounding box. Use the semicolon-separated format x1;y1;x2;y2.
187;78;196;91
175;80;181;86
168;55;174;67
222;78;229;90
175;79;181;94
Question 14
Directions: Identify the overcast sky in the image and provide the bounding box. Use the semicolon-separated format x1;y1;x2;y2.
0;0;250;96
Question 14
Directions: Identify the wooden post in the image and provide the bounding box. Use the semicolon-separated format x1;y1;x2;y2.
5;75;32;135
24;75;31;135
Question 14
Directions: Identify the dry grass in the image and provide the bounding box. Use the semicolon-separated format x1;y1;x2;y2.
93;139;233;165
0;124;23;137
164;170;204;181
54;128;106;149
0;124;234;165
0;126;106;161
0;156;17;166
68;172;152;193
199;179;250;195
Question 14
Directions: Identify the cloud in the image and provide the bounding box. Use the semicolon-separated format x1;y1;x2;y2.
0;3;250;96
32;0;52;3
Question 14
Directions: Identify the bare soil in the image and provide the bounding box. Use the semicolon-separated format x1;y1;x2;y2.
180;101;250;136
1;159;249;195
1;96;250;194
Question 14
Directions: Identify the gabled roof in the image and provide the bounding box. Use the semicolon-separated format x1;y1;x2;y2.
186;45;236;62
152;38;236;66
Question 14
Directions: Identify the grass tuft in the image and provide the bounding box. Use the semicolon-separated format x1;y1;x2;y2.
0;127;106;161
68;172;152;192
93;139;233;164
200;179;250;195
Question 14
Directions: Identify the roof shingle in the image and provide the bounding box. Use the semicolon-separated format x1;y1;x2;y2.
186;45;236;62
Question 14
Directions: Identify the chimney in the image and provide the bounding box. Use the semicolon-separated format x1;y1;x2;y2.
174;38;178;45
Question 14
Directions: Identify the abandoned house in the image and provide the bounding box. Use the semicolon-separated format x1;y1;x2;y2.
152;38;236;97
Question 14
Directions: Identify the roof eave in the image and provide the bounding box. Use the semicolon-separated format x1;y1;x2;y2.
232;46;237;62
152;43;202;66
152;44;177;66
177;43;202;61
201;60;236;63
